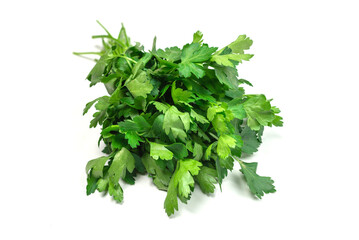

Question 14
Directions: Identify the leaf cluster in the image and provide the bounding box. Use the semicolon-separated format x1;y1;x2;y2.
76;22;283;216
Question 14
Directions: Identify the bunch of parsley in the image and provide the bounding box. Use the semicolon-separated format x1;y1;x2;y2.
75;21;283;216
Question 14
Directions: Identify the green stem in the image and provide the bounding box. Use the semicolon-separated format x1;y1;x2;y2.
92;35;126;48
209;132;219;140
96;20;113;38
153;54;178;68
73;52;102;56
119;55;137;64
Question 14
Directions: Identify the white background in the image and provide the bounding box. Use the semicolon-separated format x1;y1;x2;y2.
1;0;358;239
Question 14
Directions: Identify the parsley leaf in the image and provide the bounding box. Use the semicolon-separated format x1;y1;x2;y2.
164;159;202;216
239;161;276;199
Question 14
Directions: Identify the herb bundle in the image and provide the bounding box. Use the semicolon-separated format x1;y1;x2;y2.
75;21;283;216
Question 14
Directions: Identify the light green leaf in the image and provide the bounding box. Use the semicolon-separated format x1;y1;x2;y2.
108;148;135;183
171;81;193;104
193;142;203;161
164;159;202;216
192;31;203;44
217;134;236;159
178;62;205;78
149;142;173;160
181;43;217;63
207;105;225;121
126;71;153;98
190;109;209;124
163;106;189;141
157;47;182;62
211;53;253;67
228;98;246;119
227;35;253;54
243;94;275;131
212;114;229;134
151;101;169;113
86;156;109;178
178;43;217;78
204;142;216;160
108;182;124;203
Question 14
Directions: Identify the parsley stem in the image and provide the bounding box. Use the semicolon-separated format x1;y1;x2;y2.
153;54;178;68
96;20;113;38
73;52;102;56
209;132;219;140
118;55;137;63
92;35;126;48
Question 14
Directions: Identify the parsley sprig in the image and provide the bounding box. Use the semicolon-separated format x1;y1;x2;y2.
75;21;283;216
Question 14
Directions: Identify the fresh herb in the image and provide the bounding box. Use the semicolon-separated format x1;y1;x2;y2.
75;21;283;216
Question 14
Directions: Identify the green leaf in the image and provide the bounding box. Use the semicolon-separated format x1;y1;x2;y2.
211;53;253;67
83;97;101;115
108;181;124;203
149;142;173;160
126;71;153;98
142;154;171;189
164;159;202;216
86;156;109;178
244;94;275;131
225;88;245;99
166;143;188;159
228;99;246;119
195;166;217;194
227;35;253;54
192;31;203;44
86;175;98;195
163;106;189;141
125;131;144;148
219;156;234;170
215;157;228;190
164;176;178;216
171;81;193;104
178;62;205;78
193;142;203;161
239;161;276;199
97;178;109;192
133;115;151;131
178;43;217;78
207;105;225;121
157;47;182;62
214;65;239;89
88;54;110;86
181;43;217;63
118;115;151;133
90;110;107;128
204;142;216;160
190;109;209;124
217;134;236;159
108;148;135;183
101;125;120;138
240;125;261;154
151;101;170;113
118;23;130;47
212;114;229;134
95;96;110;110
